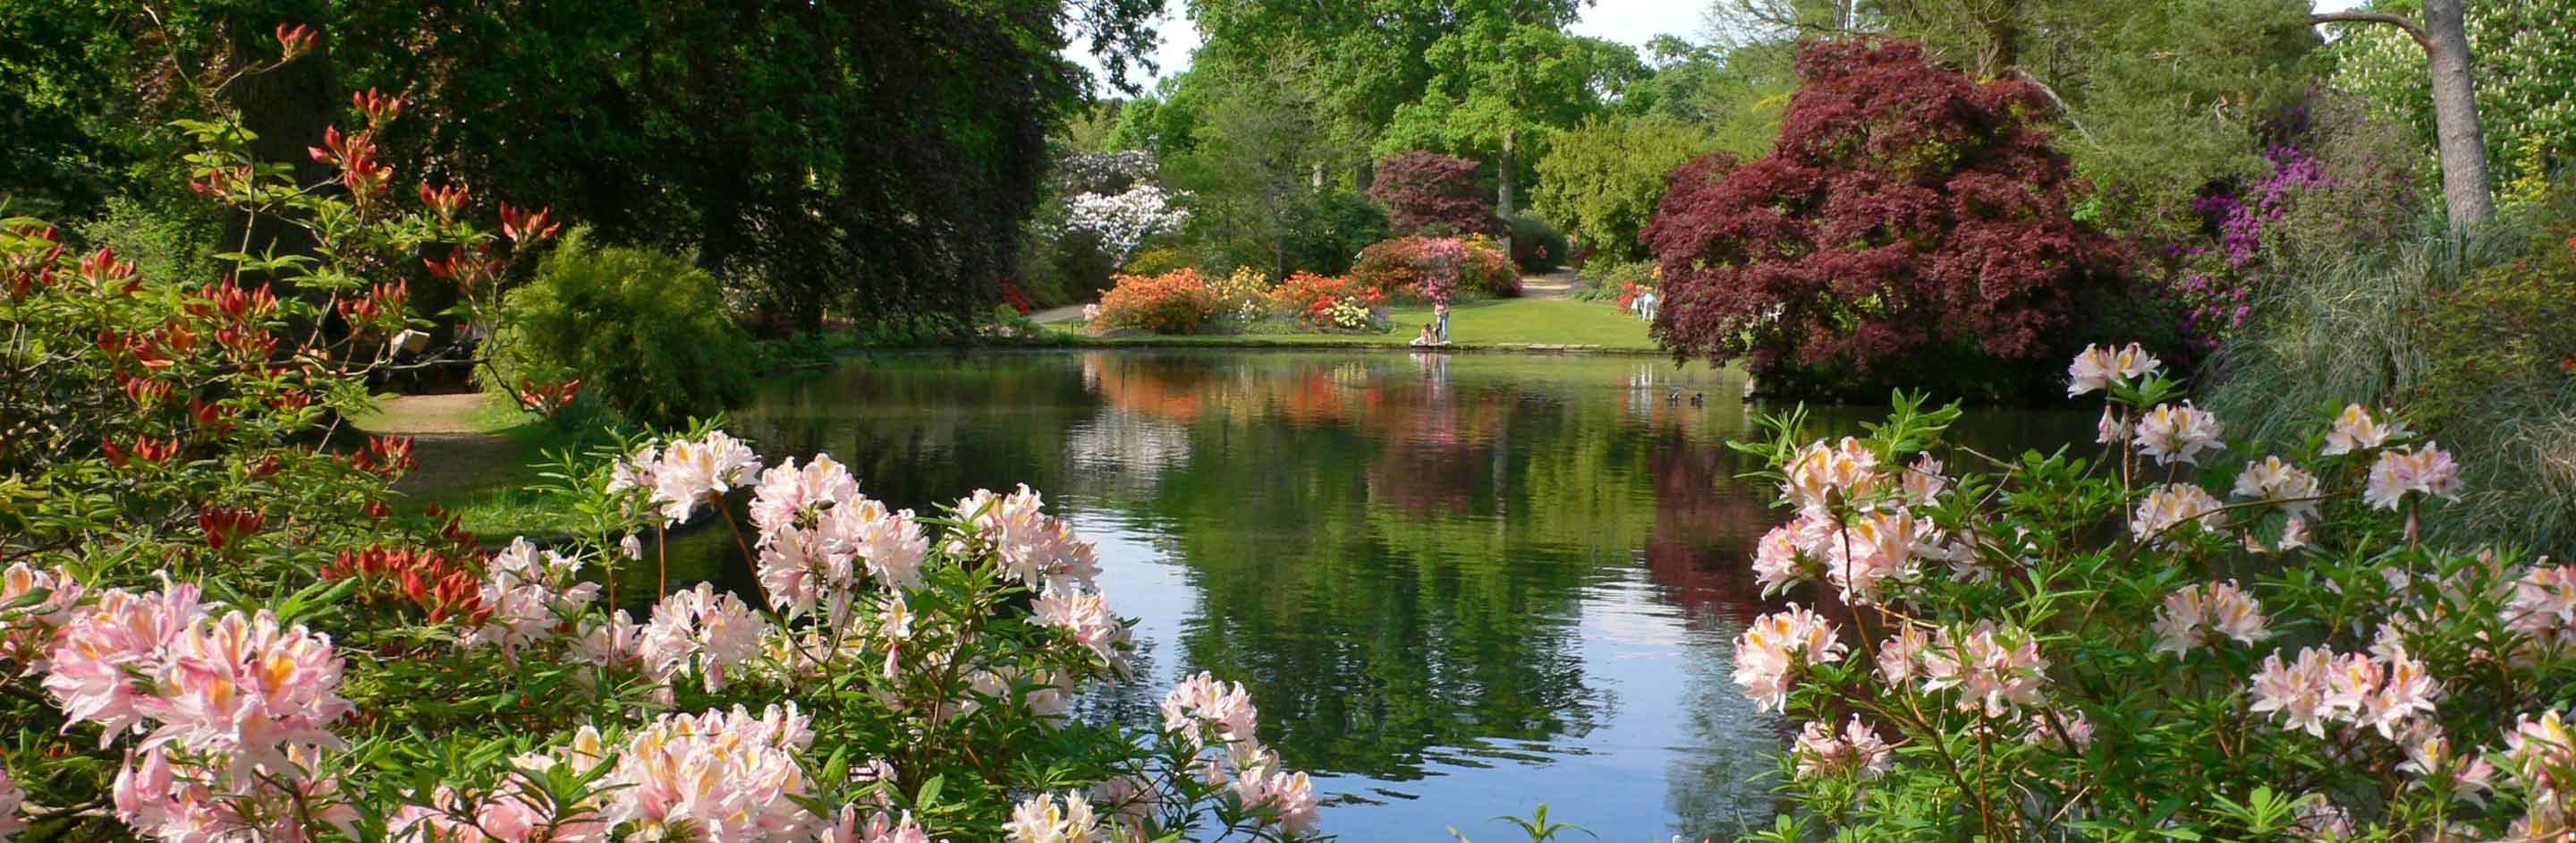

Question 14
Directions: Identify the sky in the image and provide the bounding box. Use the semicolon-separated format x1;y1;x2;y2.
1068;0;2367;89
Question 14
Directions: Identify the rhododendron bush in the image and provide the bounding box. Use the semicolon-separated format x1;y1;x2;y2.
0;32;1317;843
1348;235;1516;303
1097;269;1219;334
1731;343;2574;842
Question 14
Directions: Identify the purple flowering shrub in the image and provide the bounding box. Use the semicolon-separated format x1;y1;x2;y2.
1729;344;2573;841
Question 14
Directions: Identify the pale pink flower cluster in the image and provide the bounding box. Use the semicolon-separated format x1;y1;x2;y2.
1088;775;1164;839
639;583;771;692
821;805;935;843
0;562;82;673
1899;456;1947;506
1877;625;1929;685
2248;646;2440;738
606;703;818;841
1781;437;1883;513
2322;404;2409;456
2502;709;2572;804
2506;563;2576;651
750;456;931;620
1750;513;1830;598
2129;483;2226;544
2151;581;2270;659
2397;720;2497;804
2095;407;2129;448
2023;711;2095;753
1155;672;1318;833
0;762;22;842
1162;672;1259;748
2133;402;2224;465
612;431;765;524
1032;583;1131;675
46;581;352;781
1751;509;1949;604
2363;444;2463;511
1733;605;1845;711
1004;791;1103;843
391;727;611;843
114;746;353;843
2066;343;2161;396
1919;621;2048;716
1792;716;1893;780
469;538;601;655
2231;456;2323;521
955;486;1101;588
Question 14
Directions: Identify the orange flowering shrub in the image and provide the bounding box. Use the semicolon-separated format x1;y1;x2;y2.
1097;268;1218;333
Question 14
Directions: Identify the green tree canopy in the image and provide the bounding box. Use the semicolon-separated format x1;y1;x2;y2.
1531;115;1726;262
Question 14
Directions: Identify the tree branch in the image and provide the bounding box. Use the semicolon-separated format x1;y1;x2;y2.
2310;12;2432;52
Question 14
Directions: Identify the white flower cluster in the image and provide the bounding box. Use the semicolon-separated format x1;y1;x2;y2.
1059;185;1191;266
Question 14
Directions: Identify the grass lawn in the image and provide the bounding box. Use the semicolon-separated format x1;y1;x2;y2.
1052;297;1659;351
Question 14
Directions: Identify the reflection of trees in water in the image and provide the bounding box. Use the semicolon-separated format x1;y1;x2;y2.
1063;410;1193;497
1664;603;1788;839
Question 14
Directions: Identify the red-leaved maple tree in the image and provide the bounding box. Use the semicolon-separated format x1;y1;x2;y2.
1368;150;1503;237
1643;38;2123;397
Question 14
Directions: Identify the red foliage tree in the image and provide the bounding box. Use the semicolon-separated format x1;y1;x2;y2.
1642;38;2124;398
1368;150;1503;236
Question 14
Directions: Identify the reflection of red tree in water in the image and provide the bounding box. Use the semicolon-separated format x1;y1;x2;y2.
1639;438;1780;630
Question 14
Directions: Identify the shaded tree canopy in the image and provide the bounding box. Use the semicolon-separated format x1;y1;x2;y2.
1644;38;2123;398
0;0;1161;334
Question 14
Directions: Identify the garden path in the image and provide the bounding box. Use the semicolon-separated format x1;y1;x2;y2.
1519;268;1579;300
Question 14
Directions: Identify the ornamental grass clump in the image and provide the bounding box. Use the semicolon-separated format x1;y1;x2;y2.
1730;342;2574;842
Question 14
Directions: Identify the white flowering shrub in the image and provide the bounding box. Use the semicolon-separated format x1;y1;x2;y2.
1733;343;2575;842
1058;185;1191;268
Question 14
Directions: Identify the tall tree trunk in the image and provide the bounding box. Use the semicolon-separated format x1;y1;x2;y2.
2313;5;2495;225
1497;128;1516;256
2420;0;2495;226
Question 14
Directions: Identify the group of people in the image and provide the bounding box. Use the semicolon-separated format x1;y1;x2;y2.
1410;302;1452;347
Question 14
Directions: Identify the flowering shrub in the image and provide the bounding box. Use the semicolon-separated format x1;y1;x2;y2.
1730;342;2574;842
0;30;1319;842
1097;268;1219;334
1349;235;1516;303
1059;184;1192;268
1206;267;1275;324
1267;271;1385;330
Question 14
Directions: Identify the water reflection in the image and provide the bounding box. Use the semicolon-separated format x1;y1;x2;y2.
670;349;2085;841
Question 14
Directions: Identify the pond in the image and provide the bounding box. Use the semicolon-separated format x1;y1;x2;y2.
578;349;2089;840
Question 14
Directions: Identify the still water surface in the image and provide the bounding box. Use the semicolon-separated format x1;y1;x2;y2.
649;350;2085;841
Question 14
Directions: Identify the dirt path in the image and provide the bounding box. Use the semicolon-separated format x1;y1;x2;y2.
1519;268;1580;300
1029;304;1089;325
359;393;496;434
352;393;522;499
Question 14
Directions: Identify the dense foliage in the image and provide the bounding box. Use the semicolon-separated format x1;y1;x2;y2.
0;0;1164;335
1644;38;2123;400
1531;115;1726;264
488;229;755;429
2207;180;2576;554
2327;0;2576;205
1735;346;2576;842
1366;151;1501;237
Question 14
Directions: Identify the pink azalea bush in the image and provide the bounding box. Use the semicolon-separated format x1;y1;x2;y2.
0;28;1318;842
1730;343;2575;841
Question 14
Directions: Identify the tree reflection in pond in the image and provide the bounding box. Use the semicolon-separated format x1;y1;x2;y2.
639;349;2088;841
